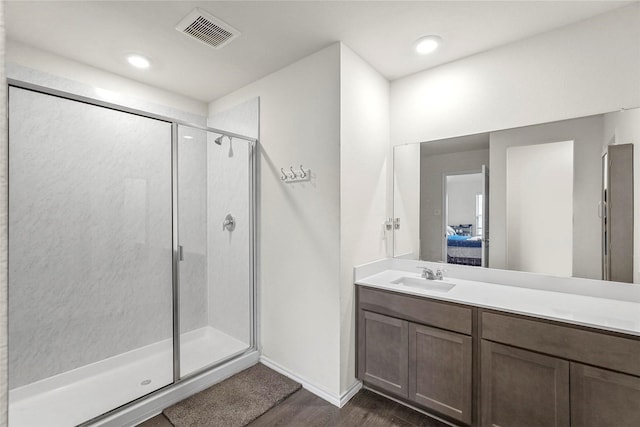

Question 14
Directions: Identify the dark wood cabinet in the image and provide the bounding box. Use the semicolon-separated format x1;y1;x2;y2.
356;285;640;427
480;311;640;427
570;363;640;427
481;311;640;377
409;323;472;424
357;310;409;398
481;340;570;427
357;286;474;424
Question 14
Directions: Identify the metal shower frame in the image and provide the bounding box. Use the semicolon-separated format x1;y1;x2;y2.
7;78;259;424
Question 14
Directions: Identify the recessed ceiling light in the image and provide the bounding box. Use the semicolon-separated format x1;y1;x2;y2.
415;35;442;55
127;54;151;69
183;135;193;139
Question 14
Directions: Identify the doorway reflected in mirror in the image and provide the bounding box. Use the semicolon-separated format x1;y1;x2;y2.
393;108;639;283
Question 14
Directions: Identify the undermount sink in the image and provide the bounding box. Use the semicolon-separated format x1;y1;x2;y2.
390;276;456;292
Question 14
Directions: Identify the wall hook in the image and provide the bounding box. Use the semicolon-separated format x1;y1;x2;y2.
280;164;310;183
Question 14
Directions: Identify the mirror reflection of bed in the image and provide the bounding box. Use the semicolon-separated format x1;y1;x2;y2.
444;170;488;267
398;109;638;283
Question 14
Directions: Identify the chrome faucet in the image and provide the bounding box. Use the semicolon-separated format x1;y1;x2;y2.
417;267;445;280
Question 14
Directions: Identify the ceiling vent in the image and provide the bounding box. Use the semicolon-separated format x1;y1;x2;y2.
176;8;240;49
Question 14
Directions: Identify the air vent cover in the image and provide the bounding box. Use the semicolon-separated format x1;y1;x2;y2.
176;8;240;49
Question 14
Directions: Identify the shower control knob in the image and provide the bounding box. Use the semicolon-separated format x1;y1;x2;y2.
223;214;236;231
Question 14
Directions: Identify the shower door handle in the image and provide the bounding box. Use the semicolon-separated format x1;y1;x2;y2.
178;245;184;261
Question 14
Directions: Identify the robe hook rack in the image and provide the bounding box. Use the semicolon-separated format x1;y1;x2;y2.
281;165;310;182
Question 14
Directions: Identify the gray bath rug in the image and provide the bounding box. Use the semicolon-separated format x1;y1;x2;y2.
163;363;302;427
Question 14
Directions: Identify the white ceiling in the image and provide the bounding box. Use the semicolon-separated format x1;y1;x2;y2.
5;1;632;102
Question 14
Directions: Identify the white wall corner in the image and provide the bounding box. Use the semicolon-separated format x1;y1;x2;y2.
209;43;343;401
259;356;361;408
338;43;390;395
338;380;363;407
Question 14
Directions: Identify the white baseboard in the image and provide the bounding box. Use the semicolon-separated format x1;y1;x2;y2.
339;380;363;407
259;356;362;408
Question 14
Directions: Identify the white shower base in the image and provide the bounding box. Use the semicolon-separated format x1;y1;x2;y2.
8;326;249;427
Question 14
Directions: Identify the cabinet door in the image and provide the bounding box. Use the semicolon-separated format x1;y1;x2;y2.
358;310;409;398
571;363;640;427
481;341;570;427
409;323;472;424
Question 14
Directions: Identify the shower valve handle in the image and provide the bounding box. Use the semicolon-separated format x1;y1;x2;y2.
223;214;236;231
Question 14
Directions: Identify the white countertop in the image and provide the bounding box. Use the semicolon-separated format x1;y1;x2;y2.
356;267;640;337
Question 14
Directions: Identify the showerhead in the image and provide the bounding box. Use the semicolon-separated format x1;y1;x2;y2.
214;135;233;146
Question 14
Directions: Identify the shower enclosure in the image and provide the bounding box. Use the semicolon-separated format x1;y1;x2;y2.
7;83;257;426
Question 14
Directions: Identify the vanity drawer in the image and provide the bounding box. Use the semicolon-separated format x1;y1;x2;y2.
357;286;472;335
482;311;640;376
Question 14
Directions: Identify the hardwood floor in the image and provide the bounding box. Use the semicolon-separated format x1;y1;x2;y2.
248;388;450;427
140;388;450;427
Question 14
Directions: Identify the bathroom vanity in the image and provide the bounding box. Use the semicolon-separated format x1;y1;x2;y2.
355;261;640;427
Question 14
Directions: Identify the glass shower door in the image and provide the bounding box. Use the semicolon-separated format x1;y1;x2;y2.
8;87;174;426
177;125;253;377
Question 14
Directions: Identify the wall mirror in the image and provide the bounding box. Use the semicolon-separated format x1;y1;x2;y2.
393;108;639;283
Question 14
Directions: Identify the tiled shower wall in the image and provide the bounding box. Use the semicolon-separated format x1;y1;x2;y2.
7;66;257;390
8;88;174;388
